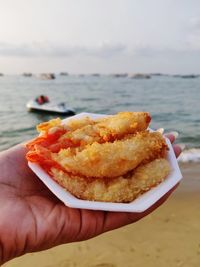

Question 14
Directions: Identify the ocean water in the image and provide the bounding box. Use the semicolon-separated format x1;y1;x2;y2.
0;74;199;162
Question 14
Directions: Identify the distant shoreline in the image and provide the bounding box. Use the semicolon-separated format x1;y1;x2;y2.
1;72;200;78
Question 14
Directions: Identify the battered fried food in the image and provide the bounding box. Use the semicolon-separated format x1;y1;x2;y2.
66;116;95;131
26;111;170;203
53;131;167;178
50;158;170;202
59;111;151;146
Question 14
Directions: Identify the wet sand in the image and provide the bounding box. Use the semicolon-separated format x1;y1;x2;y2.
4;163;200;267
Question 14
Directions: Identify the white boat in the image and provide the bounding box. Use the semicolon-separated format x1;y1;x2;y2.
26;99;76;115
129;73;151;79
40;73;56;80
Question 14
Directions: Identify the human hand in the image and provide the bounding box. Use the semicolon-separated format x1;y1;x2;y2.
0;134;181;264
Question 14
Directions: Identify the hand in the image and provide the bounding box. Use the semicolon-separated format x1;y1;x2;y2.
0;134;181;264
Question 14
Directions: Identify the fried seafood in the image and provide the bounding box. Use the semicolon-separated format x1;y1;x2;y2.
50;158;170;202
36;118;63;133
53;131;167;178
66;116;95;131
59;111;151;146
26;111;170;203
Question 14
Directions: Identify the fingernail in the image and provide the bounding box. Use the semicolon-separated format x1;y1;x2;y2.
176;143;186;150
170;131;179;138
156;128;164;134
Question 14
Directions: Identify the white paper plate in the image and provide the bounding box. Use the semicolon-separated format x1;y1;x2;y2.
28;112;182;213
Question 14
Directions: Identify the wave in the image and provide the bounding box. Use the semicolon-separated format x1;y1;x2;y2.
178;148;200;163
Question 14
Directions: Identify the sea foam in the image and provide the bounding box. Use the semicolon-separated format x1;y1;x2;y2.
178;148;200;163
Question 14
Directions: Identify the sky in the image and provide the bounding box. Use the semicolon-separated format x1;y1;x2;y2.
0;0;200;74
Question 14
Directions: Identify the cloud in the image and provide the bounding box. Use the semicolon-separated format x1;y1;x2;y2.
88;43;126;57
187;35;200;50
132;41;200;58
0;40;200;62
189;17;200;31
134;46;187;57
0;42;126;58
131;17;200;57
185;17;200;50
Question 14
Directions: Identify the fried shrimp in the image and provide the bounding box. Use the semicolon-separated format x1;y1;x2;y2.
52;131;168;178
50;158;170;203
94;111;151;138
66;116;95;131
59;111;151;146
26;111;170;203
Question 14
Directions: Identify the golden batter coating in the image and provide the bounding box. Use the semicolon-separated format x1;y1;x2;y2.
66;116;95;131
26;111;170;203
59;111;151;146
50;158;170;203
52;131;168;178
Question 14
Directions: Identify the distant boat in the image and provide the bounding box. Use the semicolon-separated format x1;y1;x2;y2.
26;96;75;115
173;74;199;78
91;73;100;77
0;73;4;76
40;73;56;80
150;73;164;76
60;72;69;76
23;73;32;77
180;75;198;79
112;73;128;78
129;73;151;79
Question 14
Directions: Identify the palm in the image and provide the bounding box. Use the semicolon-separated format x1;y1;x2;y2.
0;146;103;256
0;137;181;263
0;146;135;260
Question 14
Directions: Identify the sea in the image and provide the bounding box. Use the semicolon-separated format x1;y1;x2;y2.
0;74;199;163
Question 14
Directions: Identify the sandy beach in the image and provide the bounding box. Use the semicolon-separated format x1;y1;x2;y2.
1;1;200;266
4;163;200;267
